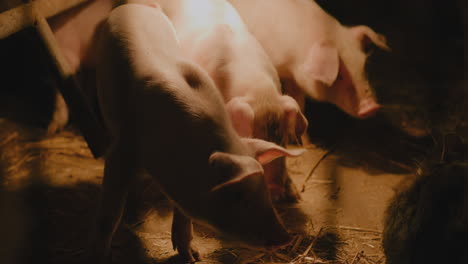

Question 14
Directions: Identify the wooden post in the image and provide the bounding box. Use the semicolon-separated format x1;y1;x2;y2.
35;14;109;158
0;0;89;39
0;0;109;158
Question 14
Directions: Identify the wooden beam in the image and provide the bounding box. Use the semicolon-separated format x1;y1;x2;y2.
0;0;90;39
0;0;109;157
35;14;109;157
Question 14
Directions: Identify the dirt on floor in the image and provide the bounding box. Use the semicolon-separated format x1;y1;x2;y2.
0;112;442;264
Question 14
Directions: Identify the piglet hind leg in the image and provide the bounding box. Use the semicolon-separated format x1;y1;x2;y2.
171;208;200;263
86;141;136;264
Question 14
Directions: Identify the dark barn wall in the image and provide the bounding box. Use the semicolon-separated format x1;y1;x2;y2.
305;0;465;162
0;0;66;128
0;27;58;127
315;0;465;128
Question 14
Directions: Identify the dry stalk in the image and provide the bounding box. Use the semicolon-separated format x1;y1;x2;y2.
275;252;292;262
301;150;334;192
239;253;266;264
375;256;385;264
0;132;18;146
349;251;363;264
331;226;381;234
289;228;323;264
290;235;304;252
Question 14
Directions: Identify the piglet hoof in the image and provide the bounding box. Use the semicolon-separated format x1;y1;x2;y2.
176;246;200;263
171;209;200;263
172;232;200;263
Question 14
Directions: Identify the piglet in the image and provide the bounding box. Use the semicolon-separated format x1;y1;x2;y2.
156;0;308;202
87;2;303;263
228;0;390;118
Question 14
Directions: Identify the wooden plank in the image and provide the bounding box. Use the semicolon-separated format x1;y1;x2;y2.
35;14;72;77
0;0;90;39
35;14;108;158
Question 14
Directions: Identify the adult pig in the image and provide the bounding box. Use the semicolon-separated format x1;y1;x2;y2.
228;0;390;118
156;0;308;202
88;2;302;263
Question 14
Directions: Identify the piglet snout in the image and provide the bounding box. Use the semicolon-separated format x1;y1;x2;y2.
357;99;380;119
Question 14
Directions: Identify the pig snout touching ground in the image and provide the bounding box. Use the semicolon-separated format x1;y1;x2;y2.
88;3;301;263
169;138;302;261
228;0;390;119
157;0;308;202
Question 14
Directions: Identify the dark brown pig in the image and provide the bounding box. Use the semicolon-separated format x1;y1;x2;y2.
228;0;390;118
87;2;303;263
383;162;466;264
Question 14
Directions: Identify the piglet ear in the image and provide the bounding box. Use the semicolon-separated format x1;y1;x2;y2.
352;25;391;52
209;152;263;192
280;95;309;145
242;138;306;165
226;97;254;137
299;43;340;87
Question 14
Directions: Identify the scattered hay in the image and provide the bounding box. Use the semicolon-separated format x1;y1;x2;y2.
208;226;384;264
0;117;388;264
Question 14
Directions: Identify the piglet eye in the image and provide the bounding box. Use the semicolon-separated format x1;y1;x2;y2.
184;71;202;89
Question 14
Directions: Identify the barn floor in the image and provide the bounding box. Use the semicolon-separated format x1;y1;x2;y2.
0;114;422;264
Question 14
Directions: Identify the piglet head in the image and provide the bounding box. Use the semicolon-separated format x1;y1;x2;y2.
298;26;389;119
226;95;307;146
225;95;307;203
337;25;390;118
205;139;304;249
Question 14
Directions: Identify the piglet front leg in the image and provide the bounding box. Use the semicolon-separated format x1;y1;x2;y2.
171;208;200;263
87;140;136;264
